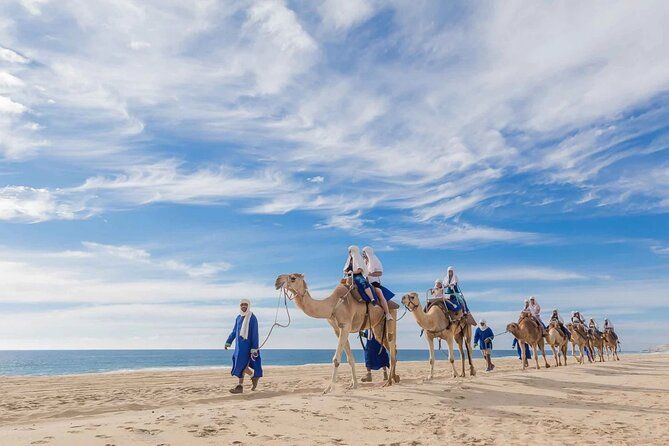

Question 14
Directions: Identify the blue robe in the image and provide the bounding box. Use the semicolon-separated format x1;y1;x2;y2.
362;330;390;370
474;326;494;350
226;314;263;378
512;338;532;359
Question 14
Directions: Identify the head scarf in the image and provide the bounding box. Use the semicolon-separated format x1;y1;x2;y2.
344;245;368;276
445;266;458;287
434;279;443;287
479;319;487;328
362;246;383;276
239;299;252;340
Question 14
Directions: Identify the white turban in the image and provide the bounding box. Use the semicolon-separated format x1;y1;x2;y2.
362;246;383;278
239;299;252;340
344;245;368;276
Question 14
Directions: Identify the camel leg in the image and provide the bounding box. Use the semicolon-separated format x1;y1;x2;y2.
445;336;457;378
562;344;568;366
342;340;358;390
551;344;559;367
426;336;435;380
532;344;540;370
539;340;550;368
456;335;466;377
382;330;398;387
463;326;476;376
324;325;350;394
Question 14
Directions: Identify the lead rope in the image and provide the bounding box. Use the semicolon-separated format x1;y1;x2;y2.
258;288;292;350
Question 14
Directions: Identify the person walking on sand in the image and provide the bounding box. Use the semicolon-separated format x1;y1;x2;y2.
225;299;263;394
474;319;495;372
360;330;390;382
344;245;392;320
362;246;394;320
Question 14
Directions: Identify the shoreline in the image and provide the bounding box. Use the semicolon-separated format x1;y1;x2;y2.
0;349;644;378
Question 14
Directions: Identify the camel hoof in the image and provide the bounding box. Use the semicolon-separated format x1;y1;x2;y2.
452;372;458;378
323;385;333;395
382;380;392;388
393;374;400;383
470;369;476;377
545;364;551;368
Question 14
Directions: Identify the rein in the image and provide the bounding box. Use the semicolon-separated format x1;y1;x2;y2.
258;287;293;350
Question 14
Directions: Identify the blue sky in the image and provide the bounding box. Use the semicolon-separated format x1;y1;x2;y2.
0;0;667;351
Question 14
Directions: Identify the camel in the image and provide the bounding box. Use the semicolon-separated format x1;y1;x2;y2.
506;313;551;370
275;273;399;393
588;327;606;362
400;292;475;379
566;322;593;364
546;321;568;367
604;329;620;361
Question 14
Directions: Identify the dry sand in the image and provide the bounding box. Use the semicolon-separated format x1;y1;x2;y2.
0;353;667;445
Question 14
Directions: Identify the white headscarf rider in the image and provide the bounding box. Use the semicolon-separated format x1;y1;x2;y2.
239;299;253;340
362;246;383;284
343;245;368;276
444;266;458;290
432;279;444;299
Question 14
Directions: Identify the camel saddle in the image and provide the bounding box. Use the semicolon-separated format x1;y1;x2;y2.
424;299;475;326
339;278;399;310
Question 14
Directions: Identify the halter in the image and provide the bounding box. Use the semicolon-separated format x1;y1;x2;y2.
403;297;419;312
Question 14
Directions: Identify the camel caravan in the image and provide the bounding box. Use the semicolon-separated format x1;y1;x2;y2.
272;245;621;394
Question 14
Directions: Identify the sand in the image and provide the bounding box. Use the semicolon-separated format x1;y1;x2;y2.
0;353;667;445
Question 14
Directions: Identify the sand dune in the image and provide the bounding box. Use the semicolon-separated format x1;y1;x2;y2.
0;353;667;445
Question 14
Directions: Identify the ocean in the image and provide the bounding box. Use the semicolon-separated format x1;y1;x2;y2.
0;349;522;376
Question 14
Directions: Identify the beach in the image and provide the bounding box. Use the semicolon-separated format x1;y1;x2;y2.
0;353;666;445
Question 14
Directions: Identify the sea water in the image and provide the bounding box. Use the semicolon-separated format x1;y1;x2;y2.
0;349;523;376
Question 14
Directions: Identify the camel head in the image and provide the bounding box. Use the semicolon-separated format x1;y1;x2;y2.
506;322;520;337
548;320;561;330
274;273;307;298
401;292;421;311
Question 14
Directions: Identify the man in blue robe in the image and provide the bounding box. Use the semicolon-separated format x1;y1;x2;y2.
512;337;532;366
225;299;263;393
360;330;389;382
474;320;495;372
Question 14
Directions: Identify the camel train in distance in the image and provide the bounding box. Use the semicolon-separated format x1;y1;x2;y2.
275;273;621;394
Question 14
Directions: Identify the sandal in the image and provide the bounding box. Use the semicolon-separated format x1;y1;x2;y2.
229;385;243;394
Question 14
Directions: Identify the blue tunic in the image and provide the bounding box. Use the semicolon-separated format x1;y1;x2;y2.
226;314;263;378
474;326;494;350
512;338;532;359
362;331;390;370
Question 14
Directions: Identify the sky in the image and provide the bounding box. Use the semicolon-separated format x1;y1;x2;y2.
0;0;668;351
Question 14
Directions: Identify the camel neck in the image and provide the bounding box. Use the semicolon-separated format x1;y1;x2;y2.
411;304;440;332
294;287;339;319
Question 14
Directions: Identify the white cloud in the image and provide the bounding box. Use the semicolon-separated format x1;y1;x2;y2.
318;0;374;30
387;223;542;249
0;186;84;222
0;95;26;114
0;243;262;304
0;46;29;63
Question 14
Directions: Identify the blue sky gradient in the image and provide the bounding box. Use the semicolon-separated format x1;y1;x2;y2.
0;0;667;350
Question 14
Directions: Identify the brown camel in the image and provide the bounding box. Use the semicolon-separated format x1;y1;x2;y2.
604;329;620;361
401;292;475;379
507;313;551;370
547;321;568;367
588;327;606;362
275;273;399;393
566;322;593;364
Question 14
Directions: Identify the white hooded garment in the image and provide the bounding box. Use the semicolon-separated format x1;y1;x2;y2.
239;299;253;340
362;246;383;284
343;245;368;276
444;266;458;289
